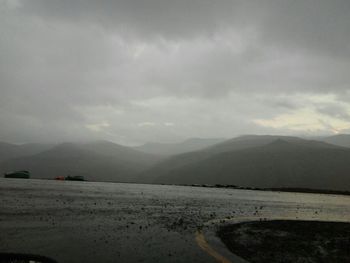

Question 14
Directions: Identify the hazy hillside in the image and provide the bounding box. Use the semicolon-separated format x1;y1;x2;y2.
143;136;350;191
3;135;350;190
0;141;162;182
205;135;338;153
0;142;55;163
140;135;337;182
134;138;226;155
321;134;350;148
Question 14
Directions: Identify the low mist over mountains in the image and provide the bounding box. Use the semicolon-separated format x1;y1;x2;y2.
321;134;350;148
150;137;350;191
134;138;226;155
2;135;350;191
0;141;161;182
0;142;54;163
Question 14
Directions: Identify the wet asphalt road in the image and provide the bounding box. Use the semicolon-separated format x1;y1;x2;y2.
1;178;350;263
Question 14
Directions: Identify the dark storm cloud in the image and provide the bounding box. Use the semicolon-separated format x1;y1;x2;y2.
17;0;350;55
17;0;248;38
0;0;350;144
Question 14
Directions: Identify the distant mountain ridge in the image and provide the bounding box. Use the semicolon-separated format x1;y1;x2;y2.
321;134;350;148
143;135;350;191
0;142;55;162
0;141;161;182
139;135;338;182
2;134;350;190
134;138;226;155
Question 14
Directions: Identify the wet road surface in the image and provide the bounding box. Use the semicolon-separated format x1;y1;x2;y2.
1;178;350;263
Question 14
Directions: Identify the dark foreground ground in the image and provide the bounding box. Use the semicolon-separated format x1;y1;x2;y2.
218;220;350;263
1;179;350;263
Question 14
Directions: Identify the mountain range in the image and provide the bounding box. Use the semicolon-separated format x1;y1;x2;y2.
148;136;350;191
0;142;55;163
134;138;226;155
2;134;350;191
0;141;161;182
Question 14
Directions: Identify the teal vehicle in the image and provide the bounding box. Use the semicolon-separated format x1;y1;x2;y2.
4;171;30;179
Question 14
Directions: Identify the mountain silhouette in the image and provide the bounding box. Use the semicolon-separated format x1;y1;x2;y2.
0;141;161;182
144;136;350;191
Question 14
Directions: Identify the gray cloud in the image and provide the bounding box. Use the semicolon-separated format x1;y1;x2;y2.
0;0;350;144
16;0;350;55
316;104;350;121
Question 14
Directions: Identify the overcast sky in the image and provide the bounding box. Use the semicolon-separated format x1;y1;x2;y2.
1;0;350;145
